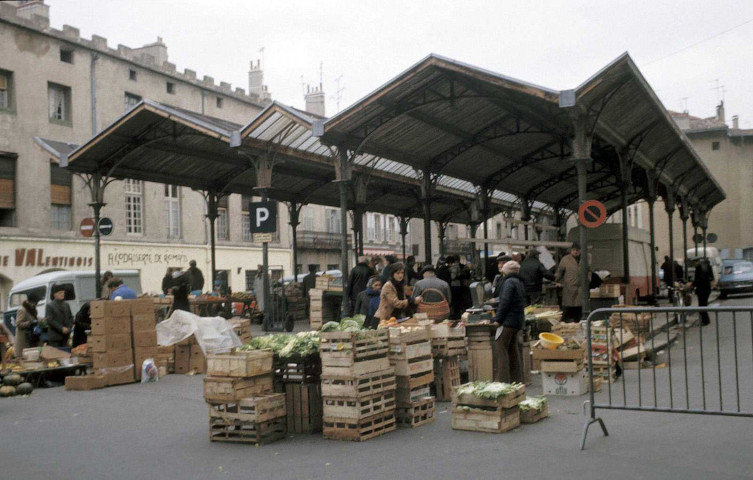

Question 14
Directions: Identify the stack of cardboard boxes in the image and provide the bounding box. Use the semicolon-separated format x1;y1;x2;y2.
130;298;158;380
90;300;135;387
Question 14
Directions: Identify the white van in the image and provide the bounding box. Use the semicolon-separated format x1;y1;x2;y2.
686;247;723;285
3;270;141;334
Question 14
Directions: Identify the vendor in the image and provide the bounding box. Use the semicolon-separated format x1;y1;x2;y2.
14;292;40;356
109;278;137;300
493;260;525;383
46;285;73;348
375;263;422;321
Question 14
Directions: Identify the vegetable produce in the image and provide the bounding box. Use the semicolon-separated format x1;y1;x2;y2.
3;373;22;386
15;382;33;396
519;396;547;412
239;331;320;358
454;381;524;400
318;315;367;332
0;385;17;397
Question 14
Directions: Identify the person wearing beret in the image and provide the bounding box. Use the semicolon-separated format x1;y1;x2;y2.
46;284;73;348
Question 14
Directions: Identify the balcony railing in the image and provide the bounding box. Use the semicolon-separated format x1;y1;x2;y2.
297;230;353;249
444;238;474;253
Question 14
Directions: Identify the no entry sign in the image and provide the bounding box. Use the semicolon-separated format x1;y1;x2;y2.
79;218;95;237
578;200;607;228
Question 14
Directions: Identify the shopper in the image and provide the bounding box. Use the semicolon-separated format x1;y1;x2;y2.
346;256;375;316
72;302;91;348
46;285;73;348
100;270;114;299
14;292;40;356
405;256;419;285
693;258;714;326
354;277;383;329
519;248;555;305
493;260;525;383
376;263;421;321
412;265;451;321
161;268;174;295
556;243;584;323
170;272;192;314
492;255;512;298
108;278;137;300
186;260;205;295
253;264;270;312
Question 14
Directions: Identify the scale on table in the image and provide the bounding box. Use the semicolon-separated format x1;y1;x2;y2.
466;281;494;323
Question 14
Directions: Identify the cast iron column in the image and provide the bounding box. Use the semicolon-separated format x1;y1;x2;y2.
620;184;631;283
574;157;591;317
206;193;219;290
664;186;677;303
421;168;433;265
437;221;447;257
337;148;352;317
678;199;689;281
646;170;658;299
287;202;301;278
398;216;410;261
90;172;105;298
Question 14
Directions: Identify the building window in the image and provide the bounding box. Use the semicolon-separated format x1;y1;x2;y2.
48;83;72;125
241;195;252;241
50;162;72;230
59;48;74;64
216;97;223;108
366;213;375;241
303;207;314;231
0;70;13;111
166;82;175;94
327;264;339;271
712;141;720;151
216;196;229;240
124;92;141;112
448;224;457;240
327;209;341;234
164;184;180;238
129;69;137;81
0;154;16;227
124;179;143;234
374;214;382;241
245;270;255;291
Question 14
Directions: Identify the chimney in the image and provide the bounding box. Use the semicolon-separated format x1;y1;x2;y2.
15;0;49;21
133;37;168;65
716;100;725;124
732;115;739;129
304;83;326;117
248;60;264;99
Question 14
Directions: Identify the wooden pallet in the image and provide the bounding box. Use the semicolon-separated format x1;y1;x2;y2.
203;374;273;403
209;417;286;444
396;397;435;428
433;356;461;402
323;410;396;441
452;382;526;409
520;403;548;424
451;405;520;433
321;368;396;398
284;382;323;434
323;390;396;419
206;350;273;378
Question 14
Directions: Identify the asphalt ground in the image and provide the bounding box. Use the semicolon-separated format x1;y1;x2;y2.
2;294;752;480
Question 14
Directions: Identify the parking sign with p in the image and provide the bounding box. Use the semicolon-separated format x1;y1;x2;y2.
248;200;277;242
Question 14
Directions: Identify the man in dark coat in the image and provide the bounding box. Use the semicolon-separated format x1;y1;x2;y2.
493;261;525;383
170;272;192;314
186;260;205;294
519;248;555;305
46;284;73;347
347;256;375;316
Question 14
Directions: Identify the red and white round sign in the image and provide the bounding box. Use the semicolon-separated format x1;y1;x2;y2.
79;218;95;238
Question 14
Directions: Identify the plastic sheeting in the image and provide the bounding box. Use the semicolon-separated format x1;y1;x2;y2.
156;310;242;355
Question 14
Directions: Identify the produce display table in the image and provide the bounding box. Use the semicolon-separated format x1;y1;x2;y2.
4;363;90;388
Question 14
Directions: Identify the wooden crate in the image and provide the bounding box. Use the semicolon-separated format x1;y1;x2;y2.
452;382;526;409
208;394;286;424
285;382;323;434
209;417;286;445
227;318;252;344
391;354;433;377
540;360;584;373
206;350;273;378
395;384;432;406
203;374;273;403
519;403;548;424
395;368;434;391
433;356;461;402
321;368;396;399
431;337;467;357
396;396;435;428
321;356;391;377
452;405;520;433
388;327;429;345
323;390;396;419
274;354;321;384
320;330;389;363
428;323;465;339
323;410;396;441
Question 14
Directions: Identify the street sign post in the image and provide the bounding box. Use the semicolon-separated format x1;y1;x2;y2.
98;217;114;236
578;200;607;229
79;218;95;238
248;201;278;240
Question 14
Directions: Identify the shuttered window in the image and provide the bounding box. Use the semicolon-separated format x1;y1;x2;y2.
50;162;72;230
0;154;17;226
0;70;12;110
216;195;229;240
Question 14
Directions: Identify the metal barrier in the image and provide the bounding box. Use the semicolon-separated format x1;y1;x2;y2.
581;306;753;450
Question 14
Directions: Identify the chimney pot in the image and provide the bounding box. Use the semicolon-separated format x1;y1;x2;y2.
732;115;739;129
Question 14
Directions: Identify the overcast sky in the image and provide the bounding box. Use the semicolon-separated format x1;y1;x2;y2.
47;0;753;126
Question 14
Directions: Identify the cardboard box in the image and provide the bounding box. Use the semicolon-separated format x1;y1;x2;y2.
90;316;131;336
90;300;130;319
190;345;206;373
131;313;156;332
128;297;154;316
88;333;132;353
40;345;71;361
134;347;159;380
133;330;158;348
104;367;135;386
93;349;134;369
542;369;587;396
65;374;106;391
175;345;191;374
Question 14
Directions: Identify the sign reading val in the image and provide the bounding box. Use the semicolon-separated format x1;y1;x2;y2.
248;201;278;235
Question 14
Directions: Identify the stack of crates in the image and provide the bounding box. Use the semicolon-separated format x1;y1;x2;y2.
273;353;323;434
388;327;435;428
451;382;525;433
428;323;466;401
588;325;622;384
320;329;396;441
204;350;286;445
466;324;497;382
129;298;158;381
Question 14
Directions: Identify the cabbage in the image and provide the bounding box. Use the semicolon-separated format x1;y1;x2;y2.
321;321;341;332
454;381;524;399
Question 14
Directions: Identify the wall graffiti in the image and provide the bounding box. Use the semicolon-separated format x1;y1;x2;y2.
106;251;190;266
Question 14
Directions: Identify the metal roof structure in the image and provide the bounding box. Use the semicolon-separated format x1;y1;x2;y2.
319;53;726;215
37;99;531;224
